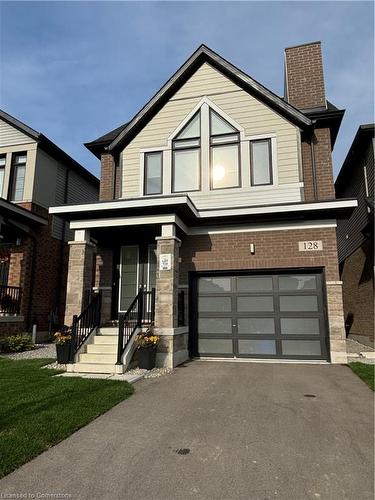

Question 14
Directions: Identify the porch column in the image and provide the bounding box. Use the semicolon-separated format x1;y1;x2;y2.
326;281;347;363
154;224;189;368
64;230;95;325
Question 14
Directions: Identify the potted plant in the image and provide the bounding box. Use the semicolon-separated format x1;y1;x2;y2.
54;326;72;364
134;327;159;370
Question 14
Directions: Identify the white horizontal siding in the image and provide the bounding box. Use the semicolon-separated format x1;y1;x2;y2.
0;119;35;147
121;62;301;204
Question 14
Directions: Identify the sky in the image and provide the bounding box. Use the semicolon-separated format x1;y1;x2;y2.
0;1;374;178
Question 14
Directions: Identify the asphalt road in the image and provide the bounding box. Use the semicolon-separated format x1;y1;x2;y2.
0;361;373;500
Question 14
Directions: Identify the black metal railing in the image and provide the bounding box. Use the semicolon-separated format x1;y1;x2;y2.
117;288;155;365
0;285;22;315
70;291;102;362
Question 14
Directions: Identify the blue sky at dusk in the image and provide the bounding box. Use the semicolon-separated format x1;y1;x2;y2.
1;1;373;178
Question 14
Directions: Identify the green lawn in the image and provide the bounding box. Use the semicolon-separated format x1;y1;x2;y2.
349;362;375;391
0;358;134;478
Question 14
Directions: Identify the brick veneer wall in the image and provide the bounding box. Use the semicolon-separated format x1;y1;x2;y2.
340;240;374;341
284;42;326;110
179;227;340;284
100;153;116;201
1;203;69;336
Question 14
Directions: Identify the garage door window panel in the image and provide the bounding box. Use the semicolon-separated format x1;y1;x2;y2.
198;277;232;293
199;339;233;355
239;340;276;355
237;296;274;312
280;317;320;335
198;318;232;335
279;295;318;312
199;296;232;312
281;340;322;356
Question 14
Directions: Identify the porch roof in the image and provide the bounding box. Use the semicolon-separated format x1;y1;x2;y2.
0;198;48;228
49;195;358;231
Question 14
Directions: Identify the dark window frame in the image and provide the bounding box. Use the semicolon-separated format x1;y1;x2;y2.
172;111;202;194
9;152;27;202
250;138;273;187
209;109;241;191
144;151;163;196
0;154;6;198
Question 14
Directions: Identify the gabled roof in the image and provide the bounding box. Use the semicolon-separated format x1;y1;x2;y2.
85;44;312;158
335;123;375;194
0;109;99;187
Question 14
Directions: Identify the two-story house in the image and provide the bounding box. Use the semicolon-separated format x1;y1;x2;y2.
335;124;374;346
0;110;99;340
50;42;356;373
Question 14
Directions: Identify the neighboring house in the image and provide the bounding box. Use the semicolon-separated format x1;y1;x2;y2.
0;110;99;340
50;42;356;373
335;124;374;346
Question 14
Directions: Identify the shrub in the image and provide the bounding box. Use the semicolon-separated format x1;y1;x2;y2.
3;335;35;353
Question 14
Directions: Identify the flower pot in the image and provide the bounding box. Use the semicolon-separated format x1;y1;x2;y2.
137;347;157;370
56;343;71;364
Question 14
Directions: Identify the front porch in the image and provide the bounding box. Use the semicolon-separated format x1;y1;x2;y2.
64;221;189;372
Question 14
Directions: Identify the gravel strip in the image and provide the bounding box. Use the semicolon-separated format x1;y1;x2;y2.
144;367;173;379
0;343;56;360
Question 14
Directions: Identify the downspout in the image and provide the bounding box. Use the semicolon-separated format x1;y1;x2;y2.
310;122;318;200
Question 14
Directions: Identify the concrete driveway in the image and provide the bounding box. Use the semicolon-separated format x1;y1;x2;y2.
0;362;373;500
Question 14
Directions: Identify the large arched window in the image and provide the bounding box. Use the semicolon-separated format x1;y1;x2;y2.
172;111;201;193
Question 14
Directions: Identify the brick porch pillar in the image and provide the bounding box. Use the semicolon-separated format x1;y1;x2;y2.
154;224;189;368
64;230;95;325
326;281;347;363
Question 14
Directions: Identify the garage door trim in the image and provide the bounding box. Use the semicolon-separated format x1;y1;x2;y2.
189;267;330;361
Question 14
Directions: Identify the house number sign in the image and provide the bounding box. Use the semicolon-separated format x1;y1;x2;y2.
159;253;172;271
298;240;323;251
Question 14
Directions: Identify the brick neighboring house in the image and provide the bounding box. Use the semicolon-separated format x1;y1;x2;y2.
50;42;357;374
335;124;374;346
0;110;99;340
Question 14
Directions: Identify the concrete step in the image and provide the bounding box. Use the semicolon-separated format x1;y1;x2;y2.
86;344;117;354
94;335;118;345
79;353;117;364
70;363;117;374
98;327;118;335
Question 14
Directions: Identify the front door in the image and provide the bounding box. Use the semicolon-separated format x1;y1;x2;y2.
118;244;156;313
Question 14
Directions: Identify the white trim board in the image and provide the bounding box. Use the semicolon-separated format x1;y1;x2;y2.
70;214;188;233
187;220;337;235
51;197;357;220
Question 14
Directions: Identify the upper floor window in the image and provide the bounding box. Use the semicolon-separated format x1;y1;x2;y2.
0;155;5;198
250;139;272;186
210;110;240;190
9;153;27;201
144;151;162;195
172;111;200;192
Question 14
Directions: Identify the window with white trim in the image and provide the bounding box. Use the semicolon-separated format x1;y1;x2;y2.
250;139;273;186
144;151;162;195
172;111;201;192
210;109;240;190
0;155;5;199
10;153;27;201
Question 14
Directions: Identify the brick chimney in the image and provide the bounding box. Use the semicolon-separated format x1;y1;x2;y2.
284;41;327;110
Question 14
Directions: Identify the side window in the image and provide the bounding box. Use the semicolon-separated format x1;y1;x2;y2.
210;109;240;190
250;139;273;186
9;152;27;201
144;152;162;195
172;111;201;193
0;155;5;198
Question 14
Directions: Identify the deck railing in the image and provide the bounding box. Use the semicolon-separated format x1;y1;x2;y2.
0;285;22;315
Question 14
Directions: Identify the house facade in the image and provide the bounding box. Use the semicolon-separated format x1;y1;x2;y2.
0;110;99;339
51;42;356;371
335;124;374;345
